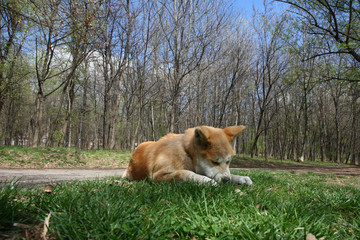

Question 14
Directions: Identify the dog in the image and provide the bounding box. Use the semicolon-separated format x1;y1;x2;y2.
122;125;252;185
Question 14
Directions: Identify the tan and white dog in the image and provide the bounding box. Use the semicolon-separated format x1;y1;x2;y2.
123;125;252;185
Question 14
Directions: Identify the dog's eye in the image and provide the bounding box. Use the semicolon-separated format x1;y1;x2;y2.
212;161;220;166
226;161;230;165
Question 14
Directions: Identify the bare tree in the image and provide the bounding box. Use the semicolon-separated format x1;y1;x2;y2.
249;2;288;160
350;80;359;165
0;0;31;145
57;0;97;148
155;0;228;132
216;20;253;127
127;0;159;152
98;0;136;149
30;0;64;147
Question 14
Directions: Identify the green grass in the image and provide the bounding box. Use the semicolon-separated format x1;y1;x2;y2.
0;146;130;168
1;170;359;239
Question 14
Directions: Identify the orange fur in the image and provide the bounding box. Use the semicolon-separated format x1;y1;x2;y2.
123;125;252;185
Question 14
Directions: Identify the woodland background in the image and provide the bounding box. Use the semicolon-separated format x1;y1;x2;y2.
0;0;359;164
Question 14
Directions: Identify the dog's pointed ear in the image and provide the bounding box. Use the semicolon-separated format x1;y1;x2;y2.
223;125;246;142
195;127;210;148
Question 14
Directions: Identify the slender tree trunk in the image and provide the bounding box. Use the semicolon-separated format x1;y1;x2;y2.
4;95;15;146
250;106;265;158
351;90;358;165
31;92;45;147
333;95;341;163
58;81;74;147
78;64;89;150
264;113;268;162
151;103;156;141
131;108;142;152
107;88;122;149
299;89;308;162
102;45;112;149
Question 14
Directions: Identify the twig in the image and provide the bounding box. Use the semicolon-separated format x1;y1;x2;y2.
41;212;52;240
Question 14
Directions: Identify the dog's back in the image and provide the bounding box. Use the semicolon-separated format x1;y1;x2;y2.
123;141;155;180
123;133;188;180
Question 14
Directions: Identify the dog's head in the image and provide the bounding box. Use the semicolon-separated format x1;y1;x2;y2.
193;125;246;183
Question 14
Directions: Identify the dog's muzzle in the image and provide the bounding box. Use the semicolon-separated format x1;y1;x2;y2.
221;177;231;183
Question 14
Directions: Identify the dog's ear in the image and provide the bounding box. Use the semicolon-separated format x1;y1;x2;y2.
195;127;210;149
223;125;246;142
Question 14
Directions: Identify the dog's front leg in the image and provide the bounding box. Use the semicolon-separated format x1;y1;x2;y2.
186;171;218;185
153;170;217;185
230;174;253;185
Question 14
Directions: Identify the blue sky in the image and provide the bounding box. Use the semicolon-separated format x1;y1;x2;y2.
234;0;265;16
234;0;285;17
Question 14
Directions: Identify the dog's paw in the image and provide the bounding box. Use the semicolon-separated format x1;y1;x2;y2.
241;176;253;186
202;176;218;186
231;175;253;186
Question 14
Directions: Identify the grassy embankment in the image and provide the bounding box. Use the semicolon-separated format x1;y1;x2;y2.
0;146;130;168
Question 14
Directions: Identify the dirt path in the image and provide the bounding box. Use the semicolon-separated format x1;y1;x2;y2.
0;168;126;187
1;164;359;187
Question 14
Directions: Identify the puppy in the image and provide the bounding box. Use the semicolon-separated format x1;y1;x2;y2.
123;125;252;185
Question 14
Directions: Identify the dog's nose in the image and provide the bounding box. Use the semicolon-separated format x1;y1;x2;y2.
221;177;230;183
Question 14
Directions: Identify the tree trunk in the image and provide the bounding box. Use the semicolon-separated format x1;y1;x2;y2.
264;113;268;162
250;106;265;158
4;95;15;146
31;92;45;147
333;94;341;163
57;79;75;148
350;90;358;165
131;109;142;152
107;90;122;149
78;64;89;150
